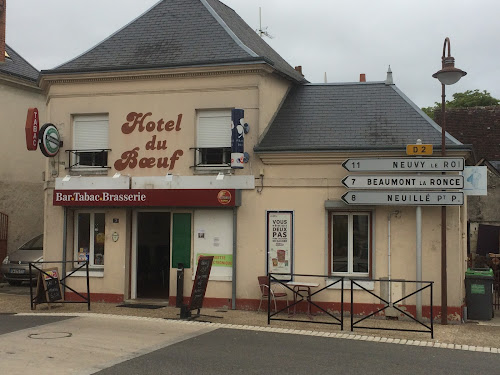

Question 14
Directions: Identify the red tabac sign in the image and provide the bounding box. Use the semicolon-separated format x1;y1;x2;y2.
53;189;237;207
25;108;39;151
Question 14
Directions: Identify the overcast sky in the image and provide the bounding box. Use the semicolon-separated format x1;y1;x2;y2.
6;0;500;108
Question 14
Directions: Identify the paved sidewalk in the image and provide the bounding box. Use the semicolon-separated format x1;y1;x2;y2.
0;289;499;351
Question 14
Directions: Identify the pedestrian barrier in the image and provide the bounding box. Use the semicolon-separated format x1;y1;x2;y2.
29;261;90;310
267;273;434;338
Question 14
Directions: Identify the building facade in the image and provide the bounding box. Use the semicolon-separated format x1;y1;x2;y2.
40;0;470;322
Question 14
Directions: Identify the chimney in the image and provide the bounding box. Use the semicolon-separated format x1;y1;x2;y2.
359;73;366;82
294;66;303;76
0;0;5;63
385;65;394;85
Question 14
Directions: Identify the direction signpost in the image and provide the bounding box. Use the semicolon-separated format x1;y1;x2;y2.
341;191;464;205
342;157;464;172
341;175;464;189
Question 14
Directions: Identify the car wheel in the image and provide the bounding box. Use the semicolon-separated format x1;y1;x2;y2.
7;280;23;286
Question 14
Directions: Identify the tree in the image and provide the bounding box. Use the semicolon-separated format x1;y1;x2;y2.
422;89;499;118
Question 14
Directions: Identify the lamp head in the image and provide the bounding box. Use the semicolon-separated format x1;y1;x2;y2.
433;56;467;85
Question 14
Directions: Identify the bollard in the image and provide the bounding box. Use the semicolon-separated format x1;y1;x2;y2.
176;263;184;308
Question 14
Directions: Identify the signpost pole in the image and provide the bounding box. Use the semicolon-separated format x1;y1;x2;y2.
415;141;423;321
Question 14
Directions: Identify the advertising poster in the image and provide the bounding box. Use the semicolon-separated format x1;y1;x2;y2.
266;211;293;281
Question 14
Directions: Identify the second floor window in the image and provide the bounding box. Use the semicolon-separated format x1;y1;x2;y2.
73;115;109;168
196;110;231;167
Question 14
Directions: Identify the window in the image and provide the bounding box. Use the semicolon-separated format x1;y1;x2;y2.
329;212;370;276
196;110;231;167
72;115;109;168
74;212;105;267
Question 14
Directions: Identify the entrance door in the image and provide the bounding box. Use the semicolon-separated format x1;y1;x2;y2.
137;212;171;299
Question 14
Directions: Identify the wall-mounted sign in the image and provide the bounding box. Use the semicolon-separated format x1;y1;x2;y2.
38;123;61;157
112;232;119;242
114;112;184;171
53;189;238;207
231;109;245;169
266;211;294;281
25;108;39;151
406;144;433;155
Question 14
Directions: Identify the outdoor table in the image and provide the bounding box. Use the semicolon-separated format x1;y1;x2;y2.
286;281;320;317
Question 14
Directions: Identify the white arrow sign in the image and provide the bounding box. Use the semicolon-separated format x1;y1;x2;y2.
342;158;464;172
341;191;464;206
342;175;464;189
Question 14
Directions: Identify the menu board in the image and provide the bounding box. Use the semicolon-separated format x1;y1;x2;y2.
188;255;214;311
266;211;294;281
35;267;63;307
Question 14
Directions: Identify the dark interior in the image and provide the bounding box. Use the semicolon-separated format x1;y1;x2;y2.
137;212;171;299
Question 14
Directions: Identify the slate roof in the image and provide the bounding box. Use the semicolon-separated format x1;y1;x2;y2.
0;44;39;82
44;0;306;83
255;82;470;152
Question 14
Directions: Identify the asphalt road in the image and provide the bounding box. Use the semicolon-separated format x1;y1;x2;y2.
0;314;497;375
96;328;498;375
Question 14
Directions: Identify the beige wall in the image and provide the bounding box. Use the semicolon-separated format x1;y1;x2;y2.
41;66;468;320
0;78;45;254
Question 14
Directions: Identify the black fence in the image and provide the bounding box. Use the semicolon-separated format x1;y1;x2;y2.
350;278;434;338
29;261;90;310
267;273;434;338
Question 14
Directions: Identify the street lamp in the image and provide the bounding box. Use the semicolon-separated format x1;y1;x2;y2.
432;37;466;325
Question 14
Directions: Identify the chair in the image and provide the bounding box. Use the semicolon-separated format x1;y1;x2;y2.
258;276;289;313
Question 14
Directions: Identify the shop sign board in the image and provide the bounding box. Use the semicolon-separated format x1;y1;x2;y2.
53;189;237;207
188;255;214;311
342;175;463;189
266;211;293;281
342;157;464;172
341;191;464;206
25;108;39;151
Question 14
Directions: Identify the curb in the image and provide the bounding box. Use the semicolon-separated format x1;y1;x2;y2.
16;312;499;354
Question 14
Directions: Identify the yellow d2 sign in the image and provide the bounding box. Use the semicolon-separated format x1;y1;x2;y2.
406;144;433;155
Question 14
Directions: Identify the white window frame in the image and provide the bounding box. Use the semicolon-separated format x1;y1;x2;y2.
330;211;370;277
73;211;106;269
72;114;109;169
196;110;231;169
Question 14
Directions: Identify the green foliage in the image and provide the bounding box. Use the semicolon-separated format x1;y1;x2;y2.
421;89;499;119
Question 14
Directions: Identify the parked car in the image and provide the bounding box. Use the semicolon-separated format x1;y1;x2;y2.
1;234;43;285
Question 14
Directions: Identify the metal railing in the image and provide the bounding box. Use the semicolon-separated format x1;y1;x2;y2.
65;149;111;169
265;273;434;338
268;273;344;329
350;278;434;339
29;261;90;310
189;147;231;169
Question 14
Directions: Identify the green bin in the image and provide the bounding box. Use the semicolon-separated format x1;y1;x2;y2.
465;268;494;321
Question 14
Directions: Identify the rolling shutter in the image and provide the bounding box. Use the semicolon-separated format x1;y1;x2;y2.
197;110;231;148
73;115;109;150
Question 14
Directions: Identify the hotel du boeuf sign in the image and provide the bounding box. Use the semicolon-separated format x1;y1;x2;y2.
53;189;237;207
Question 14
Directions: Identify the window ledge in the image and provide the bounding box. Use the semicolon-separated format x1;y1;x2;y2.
326;278;374;291
67;270;104;278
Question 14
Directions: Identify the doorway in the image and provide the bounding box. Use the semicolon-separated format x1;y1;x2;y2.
136;212;171;299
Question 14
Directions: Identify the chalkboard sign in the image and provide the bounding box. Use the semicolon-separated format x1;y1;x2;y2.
35;267;63;307
188;256;213;311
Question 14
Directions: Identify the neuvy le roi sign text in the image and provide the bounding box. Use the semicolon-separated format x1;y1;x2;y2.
342;157;464;172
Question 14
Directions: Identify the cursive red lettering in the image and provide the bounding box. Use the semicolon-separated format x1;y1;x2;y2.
139;157;156;168
114;147;139;171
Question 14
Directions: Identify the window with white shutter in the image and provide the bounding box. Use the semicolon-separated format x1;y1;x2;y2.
196;110;231;168
72;115;109;168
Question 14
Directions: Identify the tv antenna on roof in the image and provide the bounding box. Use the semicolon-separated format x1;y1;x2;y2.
256;7;273;39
